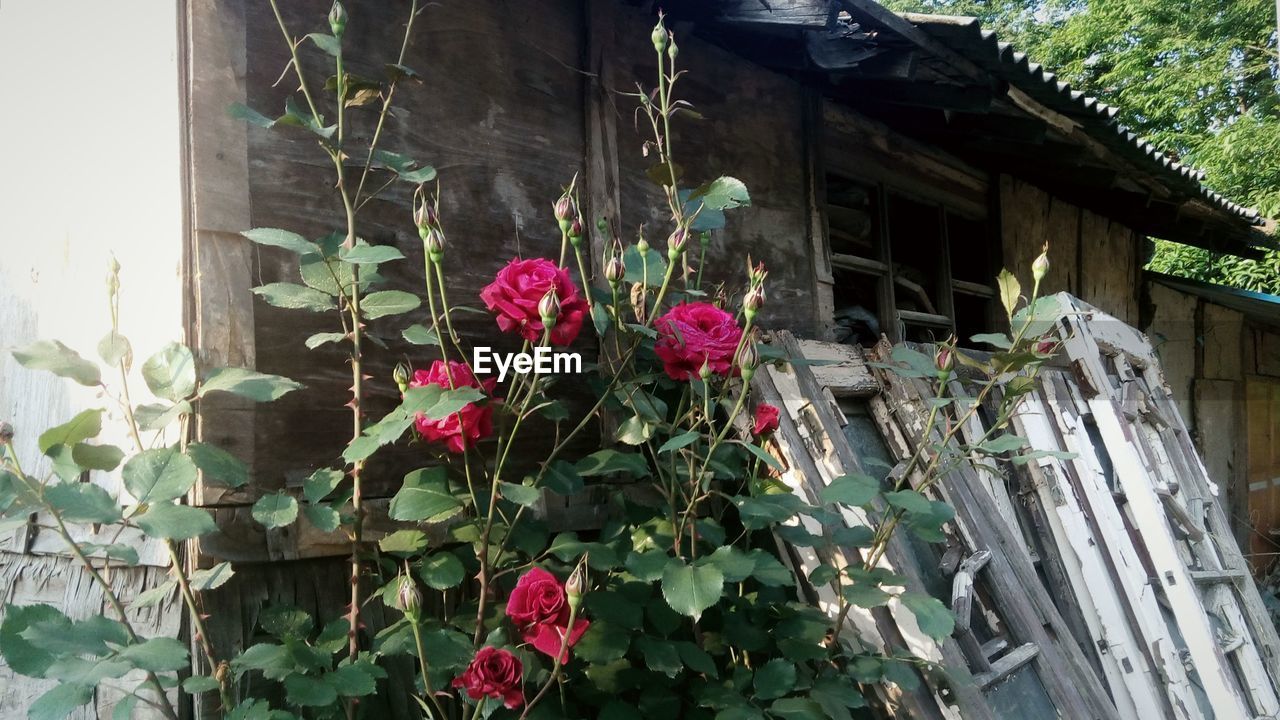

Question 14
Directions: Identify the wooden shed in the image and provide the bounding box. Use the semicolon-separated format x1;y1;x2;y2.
2;0;1277;716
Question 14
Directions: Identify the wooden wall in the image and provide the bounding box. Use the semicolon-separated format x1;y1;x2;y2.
999;175;1140;323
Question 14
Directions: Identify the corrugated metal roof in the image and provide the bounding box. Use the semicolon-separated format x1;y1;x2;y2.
900;13;1266;229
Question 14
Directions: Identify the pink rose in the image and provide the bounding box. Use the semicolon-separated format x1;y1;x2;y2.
409;360;497;454
505;567;589;662
452;646;524;709
653;302;744;381
480;258;588;346
752;403;780;437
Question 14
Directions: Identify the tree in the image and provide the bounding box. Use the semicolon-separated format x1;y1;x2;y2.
885;0;1280;293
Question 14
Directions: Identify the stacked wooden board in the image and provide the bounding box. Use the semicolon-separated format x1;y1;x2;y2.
758;294;1280;719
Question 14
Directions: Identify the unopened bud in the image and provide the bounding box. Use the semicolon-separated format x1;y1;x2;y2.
566;565;586;610
667;228;689;260
423;228;446;263
0;422;13;445
667;38;679;61
1032;244;1050;283
539;288;561;330
413;185;439;236
605;249;626;286
651;18;668;53
554;196;576;234
328;1;347;37
636;232;650;257
743;286;765;321
736;338;760;382
568;217;584;246
935;346;955;374
395;575;421;617
748;259;768;286
393;363;411;394
699;357;713;381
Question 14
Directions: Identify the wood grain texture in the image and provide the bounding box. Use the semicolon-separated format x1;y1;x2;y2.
1201;302;1245;381
999;175;1080;296
1079;209;1138;323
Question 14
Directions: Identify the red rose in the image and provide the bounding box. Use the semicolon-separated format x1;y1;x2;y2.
752;403;780;437
451;646;524;709
480;258;588;346
506;567;589;662
409;360;497;454
654;302;744;381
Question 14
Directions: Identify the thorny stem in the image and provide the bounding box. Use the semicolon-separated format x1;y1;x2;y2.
355;0;421;204
0;443;179;720
409;615;448;720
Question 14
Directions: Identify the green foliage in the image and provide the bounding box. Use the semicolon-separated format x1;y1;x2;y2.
884;0;1280;293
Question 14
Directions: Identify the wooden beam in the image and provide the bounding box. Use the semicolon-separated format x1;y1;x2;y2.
975;643;1040;689
839;80;994;113
804;29;880;70
715;0;836;28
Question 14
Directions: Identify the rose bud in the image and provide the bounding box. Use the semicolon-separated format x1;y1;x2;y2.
736;337;760;382
748;259;768;286
554;196;576;234
935;346;955;374
0;421;14;445
423;228;446;263
413;185;438;236
328;0;347;37
395;575;421;618
538;287;561;333
651;18;668;53
393;362;411;394
566;565;587;610
1032;244;1050;284
752;403;781;437
743;286;766;321
667;37;679;61
568;217;584;247
699;357;713;381
667;228;689;260
605;251;626;286
636;231;650;257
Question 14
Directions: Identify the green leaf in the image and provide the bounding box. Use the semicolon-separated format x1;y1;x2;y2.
600;701;644;720
142;342;197;401
341;242;405;264
187;442;248;488
978;434;1027;454
811;678;865;718
12;340;101;386
498;481;540;507
96;331;132;368
28;683;93;720
119;637;189;671
378;528;427;557
403;385;487;420
542;460;583;495
687;176;751;211
80;542;139;566
190;562;235;591
0;603;65;676
997;269;1021;319
705;546;755;583
286;673;339;707
677;641;718;677
768;698;826;720
970;332;1012;349
305;32;340;55
843;582;891;609
44;482;122;524
71;443;125;472
228;102;277;129
252;282;336;312
305;332;347;349
418;552;465;590
884;489;933;515
899;591;955;640
46;445;82;483
38;409;103;453
112;695;138;720
241;227;320;255
200;367;301;401
135;401;190;431
123;447;197;503
636;635;683;676
361;290;421;319
183;675;222;693
658;430;700;454
754;659;796;700
132;580;176;608
303;503;341;532
732;493;805;529
625;549;671;582
714;708;765;720
616;415;654;445
576;449;650;478
135;503;217;540
325;664;377;697
661;560;724;621
389;468;462;523
574;621;630;663
303;469;344;503
402;324;440;346
820;473;879;507
747;550;794;587
252;493;299;529
735;441;784;472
